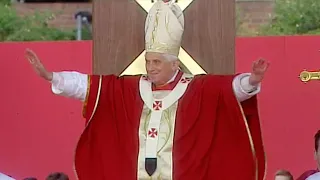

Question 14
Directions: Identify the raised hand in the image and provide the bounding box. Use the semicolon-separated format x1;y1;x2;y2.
25;48;53;81
249;58;270;86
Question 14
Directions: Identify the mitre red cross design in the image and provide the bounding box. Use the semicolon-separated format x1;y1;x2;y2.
152;101;162;110
148;128;158;138
180;77;192;83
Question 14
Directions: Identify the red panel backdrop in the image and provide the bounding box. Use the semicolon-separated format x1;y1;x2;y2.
0;41;92;180
236;36;320;179
0;37;319;180
282;36;320;174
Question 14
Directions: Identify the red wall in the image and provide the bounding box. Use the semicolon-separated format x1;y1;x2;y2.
0;37;319;180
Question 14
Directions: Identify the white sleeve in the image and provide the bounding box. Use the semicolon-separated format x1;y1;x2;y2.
51;71;88;101
232;73;261;102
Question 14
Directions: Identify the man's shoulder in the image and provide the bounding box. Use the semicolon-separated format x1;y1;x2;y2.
96;74;141;89
118;75;142;87
118;74;142;80
192;74;236;83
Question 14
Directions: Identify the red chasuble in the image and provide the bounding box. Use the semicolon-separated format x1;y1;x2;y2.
75;74;266;180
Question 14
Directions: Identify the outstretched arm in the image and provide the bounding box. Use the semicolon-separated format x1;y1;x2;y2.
232;58;269;102
233;73;260;102
51;71;88;101
25;48;89;101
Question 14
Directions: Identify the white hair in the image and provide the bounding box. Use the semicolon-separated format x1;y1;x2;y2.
162;53;178;61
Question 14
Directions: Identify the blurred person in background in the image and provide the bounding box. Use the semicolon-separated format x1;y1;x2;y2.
274;169;293;180
297;130;320;180
0;172;15;180
46;172;69;180
22;178;37;180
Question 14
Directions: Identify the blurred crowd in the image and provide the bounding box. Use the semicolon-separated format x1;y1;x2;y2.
274;130;320;180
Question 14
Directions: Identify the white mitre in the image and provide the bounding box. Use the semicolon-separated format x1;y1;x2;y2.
145;0;184;57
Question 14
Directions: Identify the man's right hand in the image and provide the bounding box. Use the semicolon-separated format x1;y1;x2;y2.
25;48;53;81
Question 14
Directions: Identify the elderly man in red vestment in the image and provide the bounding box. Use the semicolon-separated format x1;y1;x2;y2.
25;1;269;179
297;130;320;180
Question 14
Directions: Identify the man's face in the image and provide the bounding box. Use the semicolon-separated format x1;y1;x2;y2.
145;52;179;86
275;175;291;180
315;139;320;168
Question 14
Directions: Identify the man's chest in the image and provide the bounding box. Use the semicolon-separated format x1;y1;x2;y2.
137;100;179;179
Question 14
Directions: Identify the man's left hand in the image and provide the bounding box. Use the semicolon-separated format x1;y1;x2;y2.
249;58;270;86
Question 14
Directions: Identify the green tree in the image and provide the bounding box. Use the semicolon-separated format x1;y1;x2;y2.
0;3;78;41
260;0;320;35
0;0;10;5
